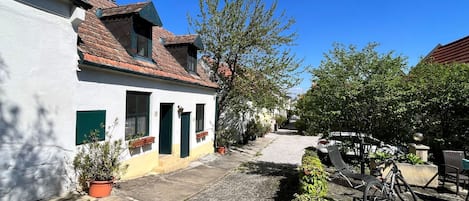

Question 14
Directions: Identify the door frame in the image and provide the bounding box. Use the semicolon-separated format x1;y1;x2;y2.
159;103;173;154
180;112;190;158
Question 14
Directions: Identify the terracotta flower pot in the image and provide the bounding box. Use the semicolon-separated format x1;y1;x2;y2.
89;180;113;198
217;146;226;155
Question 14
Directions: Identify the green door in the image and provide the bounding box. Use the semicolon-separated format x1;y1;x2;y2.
180;112;190;158
159;103;173;154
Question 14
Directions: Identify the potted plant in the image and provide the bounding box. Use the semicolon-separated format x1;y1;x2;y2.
216;130;234;155
215;135;227;155
73;126;128;198
368;150;393;171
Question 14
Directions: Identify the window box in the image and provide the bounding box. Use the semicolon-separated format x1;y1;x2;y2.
129;138;145;148
144;136;155;145
196;131;208;139
129;136;155;148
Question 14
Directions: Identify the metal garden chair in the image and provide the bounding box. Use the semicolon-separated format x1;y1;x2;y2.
442;150;469;195
327;145;377;189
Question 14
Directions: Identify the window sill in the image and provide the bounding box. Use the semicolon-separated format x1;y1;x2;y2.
196;131;208;139
133;55;155;64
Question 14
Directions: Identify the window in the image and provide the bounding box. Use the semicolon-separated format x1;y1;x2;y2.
196;104;204;132
125;91;150;140
136;34;149;57
76;110;106;145
187;55;196;72
186;46;197;72
133;17;152;59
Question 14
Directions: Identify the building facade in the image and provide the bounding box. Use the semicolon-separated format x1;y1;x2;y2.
0;0;217;200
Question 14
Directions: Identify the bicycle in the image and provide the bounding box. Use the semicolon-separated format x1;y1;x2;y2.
363;157;418;201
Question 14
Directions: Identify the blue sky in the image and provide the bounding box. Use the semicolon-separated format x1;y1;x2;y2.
117;0;469;96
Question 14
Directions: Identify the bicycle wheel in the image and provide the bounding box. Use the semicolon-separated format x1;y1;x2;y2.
363;180;387;201
393;175;417;201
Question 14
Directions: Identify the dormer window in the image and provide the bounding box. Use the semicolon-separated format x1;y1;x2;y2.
187;46;197;72
164;35;204;73
133;17;152;58
98;2;162;61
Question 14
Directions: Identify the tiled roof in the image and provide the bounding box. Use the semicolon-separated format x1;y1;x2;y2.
86;0;116;8
164;34;204;49
100;2;148;17
78;2;218;89
164;35;197;45
424;35;469;64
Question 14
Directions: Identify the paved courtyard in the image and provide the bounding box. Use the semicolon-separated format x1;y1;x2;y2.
52;130;468;201
189;130;319;201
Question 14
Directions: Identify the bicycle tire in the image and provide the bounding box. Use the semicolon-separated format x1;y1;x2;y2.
393;175;418;201
363;180;387;201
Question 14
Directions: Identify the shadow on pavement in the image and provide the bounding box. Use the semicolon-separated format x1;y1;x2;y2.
274;129;299;136
239;161;299;201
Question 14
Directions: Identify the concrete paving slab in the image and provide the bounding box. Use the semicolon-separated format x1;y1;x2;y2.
49;133;277;201
168;165;227;185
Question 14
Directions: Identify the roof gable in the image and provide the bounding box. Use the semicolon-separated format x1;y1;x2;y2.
424;35;469;64
164;35;204;49
77;2;217;89
98;2;162;26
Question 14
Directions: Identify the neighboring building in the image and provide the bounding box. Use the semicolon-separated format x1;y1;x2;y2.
423;35;469;64
0;0;218;200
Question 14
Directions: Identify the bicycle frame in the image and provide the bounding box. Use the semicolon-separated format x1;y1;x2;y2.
377;160;402;199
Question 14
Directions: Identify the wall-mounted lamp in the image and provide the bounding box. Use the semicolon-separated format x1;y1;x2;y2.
177;105;184;115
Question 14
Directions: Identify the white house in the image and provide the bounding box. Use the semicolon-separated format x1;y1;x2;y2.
0;0;218;200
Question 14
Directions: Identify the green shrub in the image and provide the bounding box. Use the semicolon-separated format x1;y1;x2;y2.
298;151;328;199
404;153;424;165
303;148;318;158
245;119;271;139
245;119;261;140
274;115;287;127
369;151;393;163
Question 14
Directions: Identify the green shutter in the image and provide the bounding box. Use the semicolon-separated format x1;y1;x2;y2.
76;110;106;145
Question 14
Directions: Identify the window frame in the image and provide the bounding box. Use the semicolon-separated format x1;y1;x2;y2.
196;104;205;132
125;91;150;140
131;16;153;61
186;46;197;72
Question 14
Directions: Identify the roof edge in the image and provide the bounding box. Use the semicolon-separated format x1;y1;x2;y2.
79;58;218;90
421;44;442;64
72;0;92;10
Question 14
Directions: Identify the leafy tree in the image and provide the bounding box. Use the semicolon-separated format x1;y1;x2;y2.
296;43;411;143
190;0;302;134
408;62;469;151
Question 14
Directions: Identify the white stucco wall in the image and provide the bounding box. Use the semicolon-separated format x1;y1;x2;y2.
0;1;217;200
0;1;84;200
75;66;217;160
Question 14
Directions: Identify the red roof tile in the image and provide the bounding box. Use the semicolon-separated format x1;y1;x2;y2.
78;2;218;89
100;2;148;17
87;0;116;8
425;35;469;64
164;35;198;45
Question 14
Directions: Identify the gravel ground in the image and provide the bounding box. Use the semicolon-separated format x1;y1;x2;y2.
189;131;320;201
257;132;319;165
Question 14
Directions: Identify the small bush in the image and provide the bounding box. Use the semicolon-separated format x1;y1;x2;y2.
297;150;328;200
404;153;424;165
245;119;271;140
275;115;287;127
